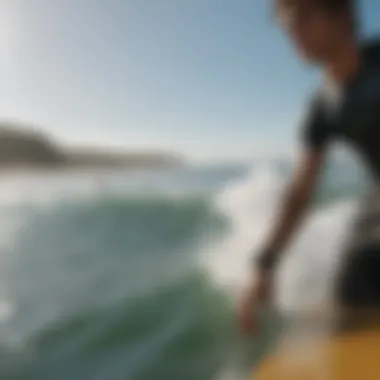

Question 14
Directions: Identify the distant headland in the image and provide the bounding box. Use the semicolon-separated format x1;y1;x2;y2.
0;121;185;171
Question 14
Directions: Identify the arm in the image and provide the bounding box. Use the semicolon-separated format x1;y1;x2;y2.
239;95;329;334
256;146;326;270
238;147;327;334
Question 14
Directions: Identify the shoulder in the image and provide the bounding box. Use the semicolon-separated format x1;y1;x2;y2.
361;36;380;68
359;37;380;95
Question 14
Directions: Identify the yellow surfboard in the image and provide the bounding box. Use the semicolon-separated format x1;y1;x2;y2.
255;327;380;380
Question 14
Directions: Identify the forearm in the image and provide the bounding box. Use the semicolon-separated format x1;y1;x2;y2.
255;148;325;271
261;181;312;256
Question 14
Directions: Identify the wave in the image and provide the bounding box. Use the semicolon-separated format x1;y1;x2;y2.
0;163;365;380
0;164;362;326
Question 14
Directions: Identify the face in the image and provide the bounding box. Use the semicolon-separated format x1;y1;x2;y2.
276;0;349;63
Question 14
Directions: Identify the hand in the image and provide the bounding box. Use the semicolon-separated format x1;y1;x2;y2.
238;269;274;335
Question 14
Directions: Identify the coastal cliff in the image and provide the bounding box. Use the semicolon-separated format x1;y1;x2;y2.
0;122;184;170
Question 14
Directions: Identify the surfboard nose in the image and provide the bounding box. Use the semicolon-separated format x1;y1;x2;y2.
255;325;380;380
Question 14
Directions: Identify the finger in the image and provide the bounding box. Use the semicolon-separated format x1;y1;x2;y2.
240;318;253;335
238;309;258;335
258;283;273;303
237;308;250;334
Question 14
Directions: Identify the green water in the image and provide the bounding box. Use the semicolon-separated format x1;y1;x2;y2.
0;163;364;379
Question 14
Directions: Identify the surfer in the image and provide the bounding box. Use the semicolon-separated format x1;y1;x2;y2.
239;0;380;333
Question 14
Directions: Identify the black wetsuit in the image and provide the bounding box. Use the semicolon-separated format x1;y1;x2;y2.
301;38;380;308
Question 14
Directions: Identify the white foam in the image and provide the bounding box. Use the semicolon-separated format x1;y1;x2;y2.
0;300;14;322
203;163;359;314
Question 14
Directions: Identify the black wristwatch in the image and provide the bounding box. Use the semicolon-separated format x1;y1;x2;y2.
255;248;279;272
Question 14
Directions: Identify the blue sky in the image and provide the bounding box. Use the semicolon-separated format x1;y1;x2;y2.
0;0;379;161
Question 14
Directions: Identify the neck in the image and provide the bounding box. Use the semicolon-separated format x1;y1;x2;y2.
324;37;361;84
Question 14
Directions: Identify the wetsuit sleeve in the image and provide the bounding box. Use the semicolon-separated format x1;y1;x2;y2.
300;96;330;150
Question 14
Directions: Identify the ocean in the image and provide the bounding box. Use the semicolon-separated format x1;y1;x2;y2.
0;156;369;380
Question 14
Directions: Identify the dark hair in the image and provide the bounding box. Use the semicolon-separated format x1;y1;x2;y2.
322;0;354;9
324;0;357;29
274;0;355;11
275;0;358;32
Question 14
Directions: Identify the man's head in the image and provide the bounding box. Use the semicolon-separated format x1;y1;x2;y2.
274;0;357;63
